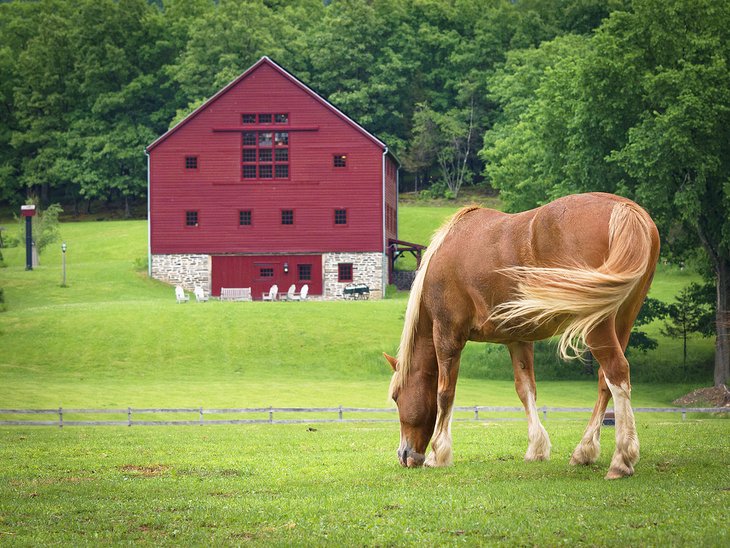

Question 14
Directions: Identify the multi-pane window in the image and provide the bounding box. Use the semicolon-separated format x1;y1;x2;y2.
281;209;294;225
334;209;347;225
242;130;289;180
185;210;198;227
298;264;312;281
258;113;273;124
185;156;198;169
241;113;256;124
259;267;274;278
333;154;347;168
338;263;353;282
239;210;252;226
275;113;289;124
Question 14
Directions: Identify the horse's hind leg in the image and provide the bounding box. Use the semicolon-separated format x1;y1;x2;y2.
586;320;639;479
570;368;611;465
508;342;551;461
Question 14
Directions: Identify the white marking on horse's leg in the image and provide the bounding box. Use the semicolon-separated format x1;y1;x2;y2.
604;379;639;479
570;413;602;465
425;406;454;467
524;390;551;461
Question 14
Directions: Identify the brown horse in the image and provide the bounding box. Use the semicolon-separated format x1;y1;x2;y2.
384;192;660;479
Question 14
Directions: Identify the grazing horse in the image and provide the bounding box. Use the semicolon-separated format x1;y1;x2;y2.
384;192;660;479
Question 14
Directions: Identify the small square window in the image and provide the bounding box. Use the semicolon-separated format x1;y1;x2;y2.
258;113;272;124
243;132;257;145
242;149;257;162
275;113;288;124
281;210;294;225
242;165;257;179
275;149;289;162
333;154;347;168
259;132;273;147
260;267;274;278
275;132;288;146
242;113;256;124
239;210;252;226
298;264;312;281
275;165;289;178
338;263;353;282
335;209;347;225
185;210;198;227
185;156;198;169
258;149;272;162
259;165;273;178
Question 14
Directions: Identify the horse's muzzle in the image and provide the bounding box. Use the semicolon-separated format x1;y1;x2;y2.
398;448;425;468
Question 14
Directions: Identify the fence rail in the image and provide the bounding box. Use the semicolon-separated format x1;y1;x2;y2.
0;405;727;427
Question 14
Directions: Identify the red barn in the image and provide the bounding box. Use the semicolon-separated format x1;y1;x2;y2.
146;57;399;299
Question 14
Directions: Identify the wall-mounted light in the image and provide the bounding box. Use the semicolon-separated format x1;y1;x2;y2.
283;262;289;274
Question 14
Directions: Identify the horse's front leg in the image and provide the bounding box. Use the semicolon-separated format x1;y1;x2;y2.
424;328;463;468
508;341;551;461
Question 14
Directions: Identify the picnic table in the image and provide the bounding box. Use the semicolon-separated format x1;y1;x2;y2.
343;284;370;300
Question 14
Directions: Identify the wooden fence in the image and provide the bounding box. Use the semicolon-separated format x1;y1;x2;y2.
0;405;727;427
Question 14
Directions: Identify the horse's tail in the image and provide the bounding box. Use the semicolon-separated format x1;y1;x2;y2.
390;205;481;398
490;201;657;360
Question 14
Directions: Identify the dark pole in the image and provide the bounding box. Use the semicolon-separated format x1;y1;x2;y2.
25;215;32;271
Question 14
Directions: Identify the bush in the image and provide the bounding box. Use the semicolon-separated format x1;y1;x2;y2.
0;287;5;312
0;249;5;268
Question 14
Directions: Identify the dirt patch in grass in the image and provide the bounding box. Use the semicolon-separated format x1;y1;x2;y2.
120;464;171;477
672;385;730;407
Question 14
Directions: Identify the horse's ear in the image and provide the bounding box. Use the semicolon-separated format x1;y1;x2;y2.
383;352;398;372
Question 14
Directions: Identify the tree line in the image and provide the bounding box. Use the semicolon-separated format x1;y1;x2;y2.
1;0;728;386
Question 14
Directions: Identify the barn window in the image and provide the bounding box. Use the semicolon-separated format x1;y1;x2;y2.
185;210;198;227
275;113;289;124
258;113;272;124
298;264;312;281
281;209;294;225
239;210;252;226
334;209;347;225
338;263;353;282
185;156;198;169
242;113;256;124
259;267;274;278
333;154;347;168
241;131;289;181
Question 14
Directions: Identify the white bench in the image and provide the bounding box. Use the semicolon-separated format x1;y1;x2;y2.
220;287;252;301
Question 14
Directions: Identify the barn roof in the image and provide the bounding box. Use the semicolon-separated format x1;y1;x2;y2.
146;56;392;156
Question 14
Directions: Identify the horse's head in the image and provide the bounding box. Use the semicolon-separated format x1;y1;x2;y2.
384;352;437;468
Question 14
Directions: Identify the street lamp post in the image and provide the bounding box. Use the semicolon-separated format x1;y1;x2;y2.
61;242;67;287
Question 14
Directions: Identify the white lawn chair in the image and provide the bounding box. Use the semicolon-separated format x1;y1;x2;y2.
262;284;278;301
285;284;297;301
290;284;309;301
175;285;189;303
194;286;208;302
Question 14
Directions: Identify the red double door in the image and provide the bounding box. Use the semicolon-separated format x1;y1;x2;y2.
211;255;322;299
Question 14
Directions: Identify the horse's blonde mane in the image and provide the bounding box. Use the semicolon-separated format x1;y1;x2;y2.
389;205;481;398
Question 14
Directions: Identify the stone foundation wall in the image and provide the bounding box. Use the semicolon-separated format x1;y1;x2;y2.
151;254;210;293
322;252;385;299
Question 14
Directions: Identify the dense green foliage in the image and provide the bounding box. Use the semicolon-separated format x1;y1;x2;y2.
0;0;621;212
482;0;730;386
0;421;727;545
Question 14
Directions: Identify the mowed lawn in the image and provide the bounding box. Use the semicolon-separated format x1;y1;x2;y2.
0;208;727;545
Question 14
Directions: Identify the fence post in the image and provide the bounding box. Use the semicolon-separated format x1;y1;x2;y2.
542;405;547;422
339;405;343;421
269;406;273;424
474;406;479;421
128;407;132;427
682;408;686;421
58;407;63;428
199;407;204;426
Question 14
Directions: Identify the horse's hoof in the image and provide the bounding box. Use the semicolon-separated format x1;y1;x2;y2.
605;464;634;480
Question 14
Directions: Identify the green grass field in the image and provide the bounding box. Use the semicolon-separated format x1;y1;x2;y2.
0;205;726;545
